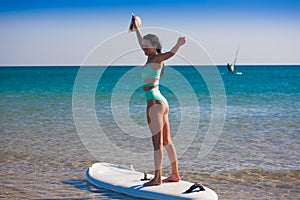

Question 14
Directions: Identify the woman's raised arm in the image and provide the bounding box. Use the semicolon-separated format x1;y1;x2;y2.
155;37;186;62
132;15;143;48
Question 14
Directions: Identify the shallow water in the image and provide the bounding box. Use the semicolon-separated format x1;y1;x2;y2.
0;66;299;199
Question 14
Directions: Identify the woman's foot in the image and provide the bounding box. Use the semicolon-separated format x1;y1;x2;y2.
162;174;180;183
143;178;162;186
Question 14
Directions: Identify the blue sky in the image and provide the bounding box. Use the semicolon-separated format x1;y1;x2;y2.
0;0;299;65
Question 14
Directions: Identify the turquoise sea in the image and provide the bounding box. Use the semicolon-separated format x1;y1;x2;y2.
0;65;299;199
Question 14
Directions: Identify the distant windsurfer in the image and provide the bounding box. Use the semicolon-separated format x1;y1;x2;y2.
227;45;239;75
227;63;234;74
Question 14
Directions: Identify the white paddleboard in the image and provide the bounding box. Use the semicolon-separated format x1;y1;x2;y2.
86;163;218;200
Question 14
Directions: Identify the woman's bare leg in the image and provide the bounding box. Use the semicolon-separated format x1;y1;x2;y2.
144;101;165;186
162;112;180;182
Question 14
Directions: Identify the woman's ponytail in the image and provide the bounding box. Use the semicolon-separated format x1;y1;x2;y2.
156;48;164;76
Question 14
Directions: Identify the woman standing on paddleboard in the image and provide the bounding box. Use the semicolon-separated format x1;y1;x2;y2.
131;15;186;186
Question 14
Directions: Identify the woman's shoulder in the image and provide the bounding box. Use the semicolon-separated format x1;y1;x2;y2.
149;58;163;70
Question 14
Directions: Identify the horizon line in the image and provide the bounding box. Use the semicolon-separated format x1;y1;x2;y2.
1;63;300;67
